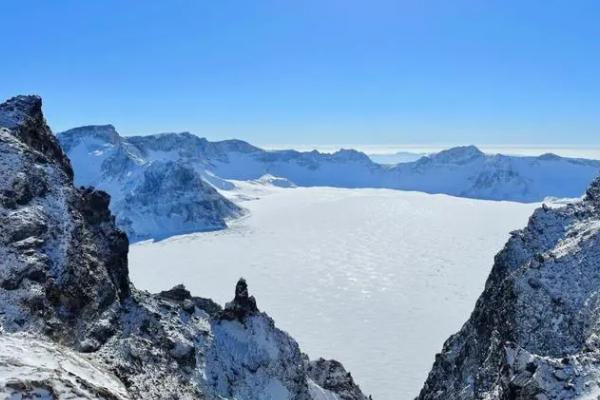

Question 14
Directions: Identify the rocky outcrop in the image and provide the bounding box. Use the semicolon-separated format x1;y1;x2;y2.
0;95;73;178
418;176;600;399
308;359;371;400
218;277;259;321
0;95;129;353
0;95;368;399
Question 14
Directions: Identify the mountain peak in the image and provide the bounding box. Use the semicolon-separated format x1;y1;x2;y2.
537;152;562;161
332;148;371;162
0;95;43;128
0;95;73;179
58;125;122;148
429;145;485;164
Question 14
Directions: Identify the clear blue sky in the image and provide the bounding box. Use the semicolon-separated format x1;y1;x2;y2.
2;1;599;145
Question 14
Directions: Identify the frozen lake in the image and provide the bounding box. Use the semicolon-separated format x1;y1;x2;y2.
129;185;538;399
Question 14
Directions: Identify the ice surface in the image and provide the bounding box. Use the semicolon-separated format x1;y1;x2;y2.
129;186;537;399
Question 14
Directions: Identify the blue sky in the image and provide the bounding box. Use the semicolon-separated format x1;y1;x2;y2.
2;1;599;146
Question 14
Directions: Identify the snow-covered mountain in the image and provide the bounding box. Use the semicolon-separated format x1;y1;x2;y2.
57;126;243;241
417;176;600;398
391;146;600;202
0;95;368;400
57;126;600;240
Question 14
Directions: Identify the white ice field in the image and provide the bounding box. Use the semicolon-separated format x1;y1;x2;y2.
129;184;538;400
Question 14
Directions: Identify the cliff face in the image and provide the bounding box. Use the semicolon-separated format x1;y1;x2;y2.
418;176;600;399
0;95;129;352
0;95;368;400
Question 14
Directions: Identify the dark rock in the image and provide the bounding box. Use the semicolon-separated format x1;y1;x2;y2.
218;278;259;321
11;170;48;205
78;188;113;224
159;284;192;302
191;296;222;317
527;277;542;289
0;189;17;209
308;358;370;400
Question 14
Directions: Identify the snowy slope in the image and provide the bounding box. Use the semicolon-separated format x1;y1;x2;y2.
0;95;368;400
0;334;130;400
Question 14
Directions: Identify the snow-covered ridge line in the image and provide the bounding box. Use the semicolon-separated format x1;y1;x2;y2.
0;95;369;400
59;126;600;203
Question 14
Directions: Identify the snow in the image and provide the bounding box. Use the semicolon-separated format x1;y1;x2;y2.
129;186;538;399
0;334;129;400
307;380;340;400
66;138;114;186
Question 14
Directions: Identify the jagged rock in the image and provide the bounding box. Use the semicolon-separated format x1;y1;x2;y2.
78;187;113;224
192;296;223;317
218;277;259;321
158;283;191;302
0;99;130;356
417;174;600;399
0;95;73;178
307;358;370;400
0;95;368;400
10;170;48;205
159;284;222;316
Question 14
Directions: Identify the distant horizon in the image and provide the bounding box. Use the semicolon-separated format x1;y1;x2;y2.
52;123;600;152
54;121;600;159
262;144;600;160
